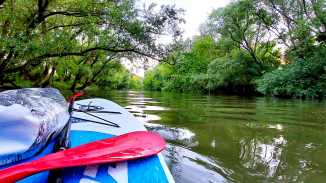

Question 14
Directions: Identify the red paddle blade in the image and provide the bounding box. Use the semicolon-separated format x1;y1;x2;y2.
0;131;166;182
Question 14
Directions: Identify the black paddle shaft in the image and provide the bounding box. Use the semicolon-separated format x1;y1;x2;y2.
48;98;75;183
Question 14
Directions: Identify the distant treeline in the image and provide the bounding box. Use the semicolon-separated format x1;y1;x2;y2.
144;0;326;98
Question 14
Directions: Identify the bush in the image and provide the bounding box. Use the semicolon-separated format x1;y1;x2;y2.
194;50;262;94
255;56;326;98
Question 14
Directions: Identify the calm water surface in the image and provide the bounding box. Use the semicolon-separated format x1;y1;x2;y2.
60;90;326;183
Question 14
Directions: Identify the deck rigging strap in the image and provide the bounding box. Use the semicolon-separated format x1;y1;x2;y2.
72;108;121;114
71;117;120;128
72;101;120;128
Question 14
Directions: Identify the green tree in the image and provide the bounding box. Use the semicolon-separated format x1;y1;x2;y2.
208;0;281;67
130;74;143;90
252;0;326;97
253;0;326;59
255;54;326;97
143;70;154;90
143;0;325;97
0;0;185;89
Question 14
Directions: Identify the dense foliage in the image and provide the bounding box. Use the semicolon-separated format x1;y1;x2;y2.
1;0;325;97
0;0;184;90
255;55;326;97
145;0;326;97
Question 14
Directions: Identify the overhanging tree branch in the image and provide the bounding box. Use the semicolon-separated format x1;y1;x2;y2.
1;46;162;74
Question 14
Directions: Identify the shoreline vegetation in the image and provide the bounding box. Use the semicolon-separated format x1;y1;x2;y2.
1;0;325;98
143;0;326;98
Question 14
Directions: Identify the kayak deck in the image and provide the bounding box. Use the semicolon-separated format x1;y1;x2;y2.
0;98;174;183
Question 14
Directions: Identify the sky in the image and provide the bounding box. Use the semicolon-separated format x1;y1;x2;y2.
124;0;230;77
143;0;229;39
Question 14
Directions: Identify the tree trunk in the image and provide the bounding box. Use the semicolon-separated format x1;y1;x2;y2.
70;73;84;90
0;0;6;6
32;64;50;87
41;66;55;88
76;55;100;90
70;51;96;90
76;57;114;90
20;60;42;81
76;78;91;90
64;73;72;82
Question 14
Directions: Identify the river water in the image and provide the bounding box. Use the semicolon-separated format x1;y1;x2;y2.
60;90;326;183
